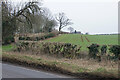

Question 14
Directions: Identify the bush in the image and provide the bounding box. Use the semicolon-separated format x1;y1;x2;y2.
59;31;69;34
101;45;107;55
3;36;15;45
19;37;25;40
87;44;100;59
18;33;57;41
42;43;81;58
109;45;120;59
16;41;81;59
47;33;56;38
44;33;56;39
26;37;31;40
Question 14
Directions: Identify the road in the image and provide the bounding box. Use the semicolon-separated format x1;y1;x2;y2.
2;63;73;78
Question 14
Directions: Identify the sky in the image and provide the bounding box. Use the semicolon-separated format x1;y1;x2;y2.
43;0;119;34
11;0;119;34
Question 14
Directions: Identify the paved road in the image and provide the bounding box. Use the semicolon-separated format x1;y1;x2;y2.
2;63;71;78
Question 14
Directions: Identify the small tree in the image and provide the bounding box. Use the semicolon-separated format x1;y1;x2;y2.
55;12;73;31
68;27;74;33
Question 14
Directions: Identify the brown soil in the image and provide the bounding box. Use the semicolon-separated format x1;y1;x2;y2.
84;36;90;42
81;35;84;42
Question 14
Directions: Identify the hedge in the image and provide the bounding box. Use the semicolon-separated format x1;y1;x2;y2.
88;44;120;60
109;45;120;59
87;44;100;59
15;41;120;60
16;41;81;59
101;45;107;55
19;33;57;41
3;36;15;45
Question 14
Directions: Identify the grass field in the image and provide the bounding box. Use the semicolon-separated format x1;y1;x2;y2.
44;34;118;51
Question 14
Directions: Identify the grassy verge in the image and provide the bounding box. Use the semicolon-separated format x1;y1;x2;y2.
2;51;118;80
2;44;119;79
2;44;15;51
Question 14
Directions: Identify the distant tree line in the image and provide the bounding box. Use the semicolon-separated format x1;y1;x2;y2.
95;34;118;35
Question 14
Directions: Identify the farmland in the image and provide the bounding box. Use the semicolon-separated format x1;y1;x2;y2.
2;0;119;79
44;34;118;51
2;34;119;79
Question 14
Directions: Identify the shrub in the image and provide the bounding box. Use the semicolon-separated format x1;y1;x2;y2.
87;44;100;59
16;42;29;52
16;41;81;59
42;43;81;58
47;33;56;38
50;30;59;35
101;45;107;55
26;37;31;40
19;37;25;40
109;45;120;59
18;33;57;41
3;36;15;45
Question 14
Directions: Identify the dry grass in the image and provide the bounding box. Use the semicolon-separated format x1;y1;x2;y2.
10;51;117;72
0;47;2;60
2;51;118;78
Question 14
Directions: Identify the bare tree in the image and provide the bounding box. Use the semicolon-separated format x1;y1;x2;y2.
55;12;73;31
42;8;57;32
68;27;74;33
2;0;42;44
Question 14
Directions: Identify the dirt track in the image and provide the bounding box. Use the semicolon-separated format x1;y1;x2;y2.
81;35;84;42
81;35;90;42
84;36;90;42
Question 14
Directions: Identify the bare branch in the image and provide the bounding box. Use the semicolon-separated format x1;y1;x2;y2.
55;12;73;31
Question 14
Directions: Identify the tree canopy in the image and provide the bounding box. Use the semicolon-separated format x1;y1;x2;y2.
2;0;57;44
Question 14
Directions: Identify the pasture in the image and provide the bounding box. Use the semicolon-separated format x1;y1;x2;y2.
44;34;118;51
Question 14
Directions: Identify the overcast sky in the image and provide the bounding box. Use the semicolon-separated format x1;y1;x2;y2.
12;0;119;34
43;0;119;34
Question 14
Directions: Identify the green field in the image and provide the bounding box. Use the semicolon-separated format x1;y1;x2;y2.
44;34;118;51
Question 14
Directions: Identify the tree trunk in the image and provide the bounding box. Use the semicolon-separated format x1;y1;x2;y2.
59;25;62;31
59;27;61;31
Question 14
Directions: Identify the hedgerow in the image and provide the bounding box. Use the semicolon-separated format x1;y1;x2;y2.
87;44;100;59
109;45;120;59
18;33;58;41
3;36;15;45
16;41;81;59
87;44;120;60
15;41;120;60
101;45;107;55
